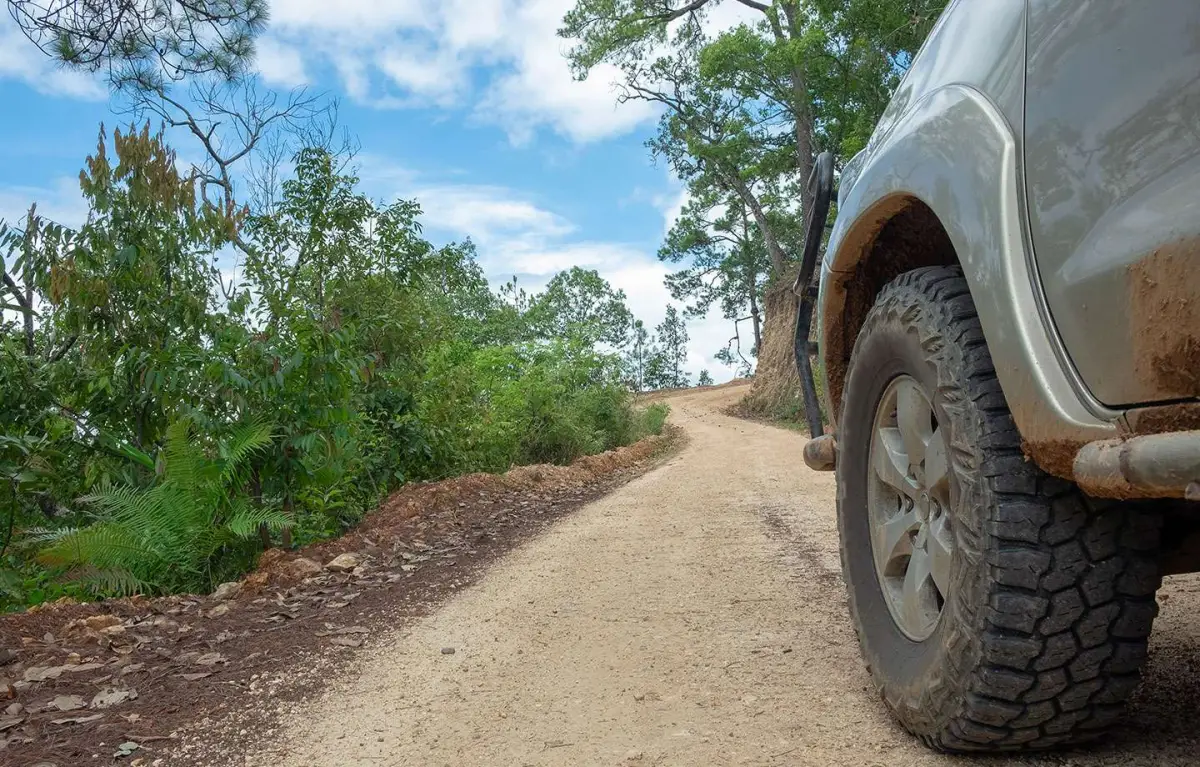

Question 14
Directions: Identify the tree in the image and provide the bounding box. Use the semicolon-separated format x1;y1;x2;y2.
8;0;268;91
562;0;945;417
662;189;789;367
527;267;634;348
2;125;240;451
623;319;652;392
698;369;714;386
650;305;690;389
563;0;944;211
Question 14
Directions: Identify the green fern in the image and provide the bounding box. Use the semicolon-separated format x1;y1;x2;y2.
38;419;282;597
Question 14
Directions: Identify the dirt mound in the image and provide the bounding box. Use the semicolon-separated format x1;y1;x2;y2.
739;282;805;419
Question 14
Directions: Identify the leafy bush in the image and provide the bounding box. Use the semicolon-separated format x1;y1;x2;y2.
640;403;670;437
32;421;288;597
0;132;671;609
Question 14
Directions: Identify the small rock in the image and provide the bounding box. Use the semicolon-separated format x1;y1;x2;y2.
91;688;137;709
624;750;644;761
50;694;87;712
326;553;361;573
440;647;456;655
85;615;121;631
286;557;323;579
0;648;17;665
211;582;242;601
206;603;231;619
65;652;82;665
5;702;23;716
632;692;645;702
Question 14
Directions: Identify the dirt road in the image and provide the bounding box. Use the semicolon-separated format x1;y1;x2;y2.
238;385;1200;766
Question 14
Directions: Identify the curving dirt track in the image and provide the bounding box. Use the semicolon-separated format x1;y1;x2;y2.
231;385;1200;766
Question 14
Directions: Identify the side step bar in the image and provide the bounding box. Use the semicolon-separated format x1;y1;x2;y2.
1074;430;1200;500
795;151;836;473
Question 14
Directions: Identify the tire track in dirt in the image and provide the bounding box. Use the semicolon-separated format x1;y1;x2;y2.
189;386;1200;766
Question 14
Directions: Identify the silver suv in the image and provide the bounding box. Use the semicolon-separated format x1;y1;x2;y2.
799;0;1200;752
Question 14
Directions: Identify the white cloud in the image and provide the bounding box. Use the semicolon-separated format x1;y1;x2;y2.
270;0;435;34
255;37;309;87
411;185;574;248
0;17;106;100
655;183;689;237
263;0;659;143
377;45;468;106
0;177;88;229
359;158;741;382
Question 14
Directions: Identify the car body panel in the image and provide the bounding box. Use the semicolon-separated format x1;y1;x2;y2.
1024;0;1200;406
817;0;1121;454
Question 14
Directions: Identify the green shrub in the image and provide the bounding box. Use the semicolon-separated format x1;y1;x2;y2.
32;421;288;597
639;402;670;436
0;135;673;609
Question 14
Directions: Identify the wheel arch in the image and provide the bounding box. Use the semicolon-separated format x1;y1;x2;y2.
819;195;958;426
816;84;1119;466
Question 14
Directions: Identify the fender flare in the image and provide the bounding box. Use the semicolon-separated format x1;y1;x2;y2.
817;84;1117;469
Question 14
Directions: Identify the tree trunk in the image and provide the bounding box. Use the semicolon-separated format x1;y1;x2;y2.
749;290;762;353
722;169;788;276
780;2;815;215
21;208;35;357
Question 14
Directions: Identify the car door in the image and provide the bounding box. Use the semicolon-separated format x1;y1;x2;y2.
1024;0;1200;407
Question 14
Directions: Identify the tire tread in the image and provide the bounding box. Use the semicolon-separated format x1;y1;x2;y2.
839;266;1162;752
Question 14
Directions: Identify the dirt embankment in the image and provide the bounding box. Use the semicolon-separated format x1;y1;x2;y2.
0;431;680;766
740;282;804;418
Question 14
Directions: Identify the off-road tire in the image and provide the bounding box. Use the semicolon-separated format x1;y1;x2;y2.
837;266;1162;751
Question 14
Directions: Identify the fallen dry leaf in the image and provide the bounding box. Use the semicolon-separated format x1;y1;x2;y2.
0;715;24;732
194;652;226;666
50;713;104;725
328;636;364;648
314;626;370;637
179;672;213;681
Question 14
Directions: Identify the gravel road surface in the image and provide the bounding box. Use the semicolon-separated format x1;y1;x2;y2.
243;385;1200;766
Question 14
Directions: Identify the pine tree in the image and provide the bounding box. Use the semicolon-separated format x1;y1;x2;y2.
624;319;651;392
654;305;690;389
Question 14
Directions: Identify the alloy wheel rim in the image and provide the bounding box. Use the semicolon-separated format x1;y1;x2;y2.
866;375;954;641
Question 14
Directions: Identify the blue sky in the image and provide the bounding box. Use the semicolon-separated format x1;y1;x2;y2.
0;0;762;382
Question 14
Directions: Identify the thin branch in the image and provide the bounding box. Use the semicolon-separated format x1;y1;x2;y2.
1;271;30;312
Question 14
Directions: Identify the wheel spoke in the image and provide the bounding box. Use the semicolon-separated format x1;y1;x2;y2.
927;513;953;597
874;428;920;500
874;508;920;575
902;545;933;631
925;426;949;496
896;379;932;473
